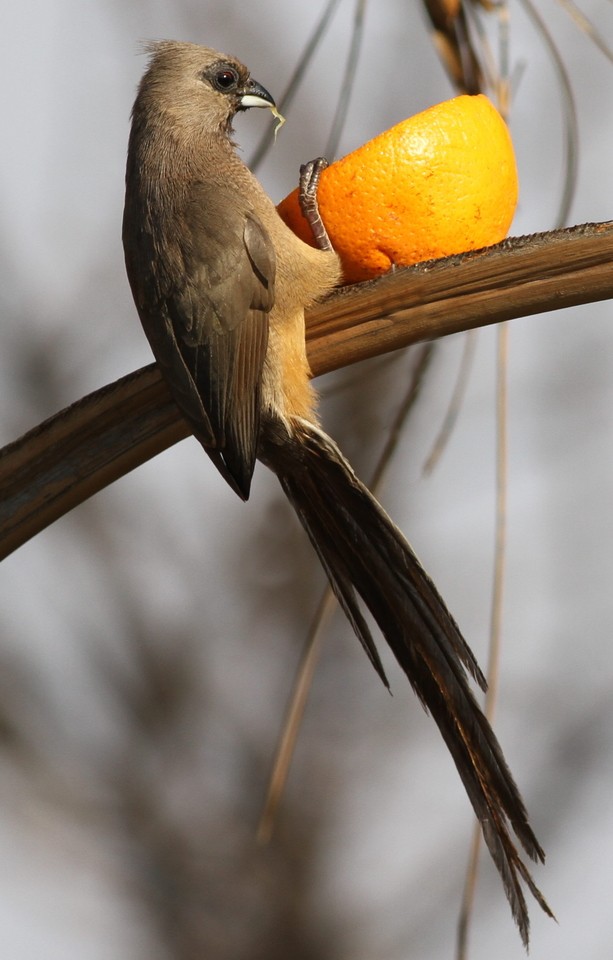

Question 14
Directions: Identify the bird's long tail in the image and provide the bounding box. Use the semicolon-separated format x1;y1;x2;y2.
259;416;553;946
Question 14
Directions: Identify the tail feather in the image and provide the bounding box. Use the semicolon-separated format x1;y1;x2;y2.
259;417;553;945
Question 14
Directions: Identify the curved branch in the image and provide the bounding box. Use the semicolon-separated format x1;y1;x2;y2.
1;221;612;560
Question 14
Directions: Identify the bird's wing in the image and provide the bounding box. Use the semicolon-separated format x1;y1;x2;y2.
155;185;275;499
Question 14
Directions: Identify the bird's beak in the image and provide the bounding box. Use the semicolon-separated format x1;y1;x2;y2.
239;78;276;111
239;78;285;133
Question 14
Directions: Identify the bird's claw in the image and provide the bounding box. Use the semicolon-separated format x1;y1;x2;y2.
298;157;333;252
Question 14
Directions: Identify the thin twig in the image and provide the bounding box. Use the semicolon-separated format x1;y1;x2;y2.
423;330;477;475
556;0;613;64
249;0;343;171
456;321;509;960
256;588;337;843
519;0;579;226
325;0;368;158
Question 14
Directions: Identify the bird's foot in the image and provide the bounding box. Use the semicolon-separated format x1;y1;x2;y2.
298;158;333;251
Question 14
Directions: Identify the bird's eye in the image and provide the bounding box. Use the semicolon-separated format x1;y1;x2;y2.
212;68;239;91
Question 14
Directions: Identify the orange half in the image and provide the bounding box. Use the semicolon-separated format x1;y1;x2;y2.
277;94;518;283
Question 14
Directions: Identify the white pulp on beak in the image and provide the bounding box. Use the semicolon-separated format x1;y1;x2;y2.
240;94;286;139
270;105;286;139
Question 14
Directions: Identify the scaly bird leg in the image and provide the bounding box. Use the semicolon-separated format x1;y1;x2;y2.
299;158;333;252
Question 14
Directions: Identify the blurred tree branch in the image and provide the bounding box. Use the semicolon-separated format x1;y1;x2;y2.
1;220;612;561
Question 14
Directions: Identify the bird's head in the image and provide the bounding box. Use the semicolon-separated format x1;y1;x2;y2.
135;41;282;136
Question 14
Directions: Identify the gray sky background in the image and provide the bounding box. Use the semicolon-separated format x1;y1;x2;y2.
1;2;612;959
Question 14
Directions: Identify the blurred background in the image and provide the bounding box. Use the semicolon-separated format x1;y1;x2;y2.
0;1;612;958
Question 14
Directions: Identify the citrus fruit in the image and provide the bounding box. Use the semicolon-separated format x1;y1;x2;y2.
277;94;518;283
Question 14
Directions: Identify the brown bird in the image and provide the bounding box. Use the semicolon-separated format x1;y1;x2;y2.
123;40;552;944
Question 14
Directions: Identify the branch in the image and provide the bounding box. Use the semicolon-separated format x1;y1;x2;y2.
1;221;612;560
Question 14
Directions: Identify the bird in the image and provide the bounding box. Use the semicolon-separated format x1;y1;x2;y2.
122;40;552;944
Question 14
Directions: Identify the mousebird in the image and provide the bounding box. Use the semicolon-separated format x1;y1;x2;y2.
122;40;552;943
